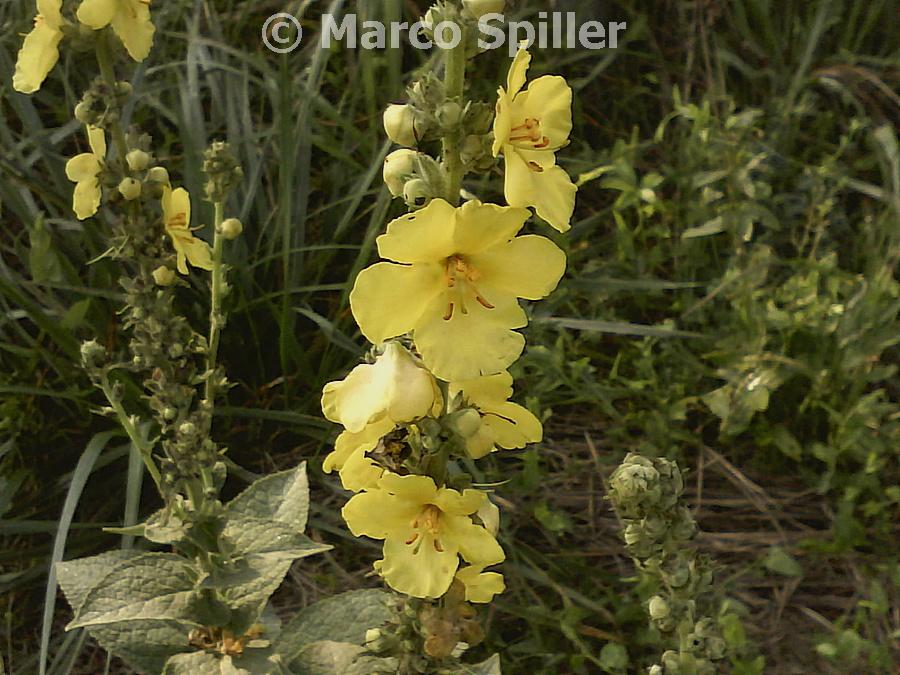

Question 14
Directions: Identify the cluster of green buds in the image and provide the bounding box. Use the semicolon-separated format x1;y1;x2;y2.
607;454;728;673
364;581;484;673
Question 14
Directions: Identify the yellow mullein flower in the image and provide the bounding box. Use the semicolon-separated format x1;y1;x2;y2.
342;473;505;599
349;198;566;382
454;564;505;603
77;0;154;62
13;0;66;94
321;341;442;434
492;45;577;233
161;186;213;274
450;371;543;459
323;420;393;492
65;126;106;220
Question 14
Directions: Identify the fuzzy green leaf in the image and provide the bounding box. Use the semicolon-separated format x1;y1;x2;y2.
225;463;309;530
56;550;146;616
88;620;194;674
66;552;201;629
275;590;394;664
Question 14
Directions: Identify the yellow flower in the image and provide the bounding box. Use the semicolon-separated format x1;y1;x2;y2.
455;564;505;603
342;473;504;599
450;371;542;459
322;342;442;434
492;46;577;233
65;125;105;220
77;0;154;62
349;198;566;382
13;0;66;94
161;186;213;274
323;420;393;493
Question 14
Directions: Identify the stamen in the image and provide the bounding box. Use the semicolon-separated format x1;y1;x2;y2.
405;532;419;545
433;539;444;553
527;161;544;172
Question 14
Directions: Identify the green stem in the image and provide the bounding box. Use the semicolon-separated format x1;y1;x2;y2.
203;201;226;418
441;22;467;205
94;34;129;163
99;375;163;492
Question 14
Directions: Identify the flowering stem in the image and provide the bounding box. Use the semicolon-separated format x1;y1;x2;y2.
94;35;130;163
441;22;467;205
203;200;226;416
98;374;164;492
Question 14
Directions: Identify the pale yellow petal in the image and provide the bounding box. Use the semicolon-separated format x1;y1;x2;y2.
342;490;419;540
77;0;116;29
506;46;531;98
65;153;101;182
349;262;443;345
471;234;566;301
110;0;154;62
504;150;576;233
377;199;457;263
12;22;63;94
87;125;106;158
323;419;394;473
380;532;458;598
172;234;213;272
491;86;512;157
413;295;526;382
338;448;384;492
481;401;542;448
444;516;505;566
452;200;530;255
72;179;101;220
456;566;505;603
38;0;64;27
512;75;572;149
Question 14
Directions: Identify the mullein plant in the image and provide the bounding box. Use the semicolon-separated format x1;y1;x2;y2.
319;0;576;671
13;3;344;674
607;455;730;674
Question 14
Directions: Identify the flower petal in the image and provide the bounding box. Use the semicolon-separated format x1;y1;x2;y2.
12;22;63;94
350;261;443;345
377;199;457;263
65;153;101;182
76;0;116;29
506;46;531;99
443;516;505;566
455;565;505;603
481;401;542;448
452;200;530;255
471;234;566;301
72;179;101;220
413;294;526;382
342;490;419;540
380;531;459;598
504;149;576;233
513;75;573;150
110;0;155;62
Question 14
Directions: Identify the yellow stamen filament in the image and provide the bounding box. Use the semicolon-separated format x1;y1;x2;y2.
509;118;550;149
443;255;494;321
407;504;443;555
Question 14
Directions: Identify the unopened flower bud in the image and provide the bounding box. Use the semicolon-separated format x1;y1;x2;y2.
648;595;670;620
146;166;170;186
118;177;142;200
74;101;93;124
463;0;506;19
453;408;482;438
382;149;418;197
436;100;462;127
220;217;243;239
152;265;176;286
115;81;132;97
402;178;431;207
383;104;418;146
126;149;150;172
179;422;196;436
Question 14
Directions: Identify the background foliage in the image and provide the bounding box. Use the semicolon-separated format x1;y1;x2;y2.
1;0;897;673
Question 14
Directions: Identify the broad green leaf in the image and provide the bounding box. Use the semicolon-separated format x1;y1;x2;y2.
276;590;394;664
290;642;378;675
56;550;146;616
226;464;309;530
164;651;222;675
223;518;330;559
89;619;194;674
67;552;201;629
